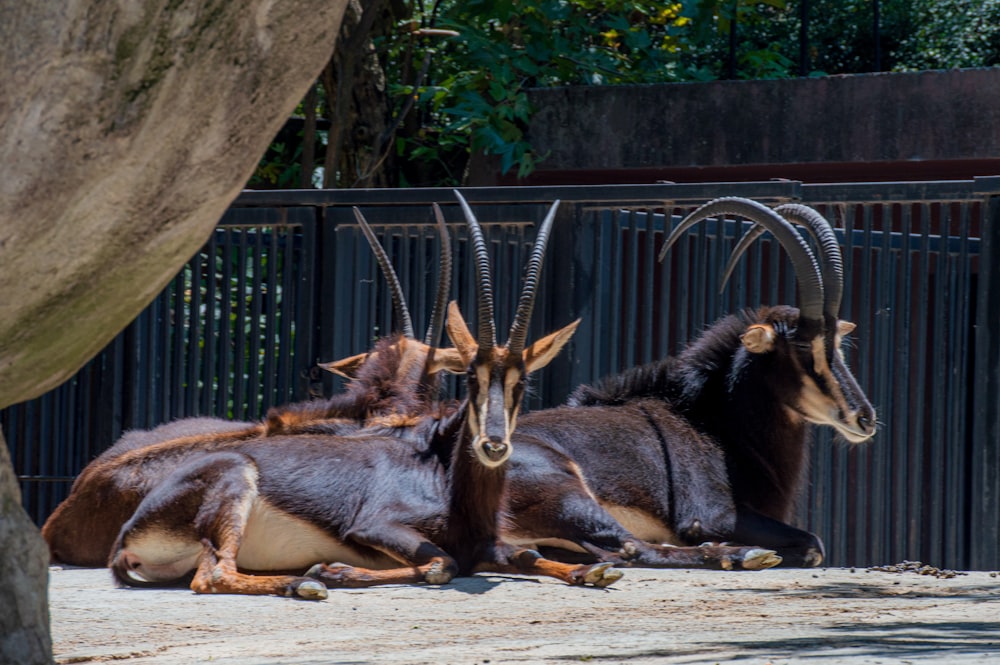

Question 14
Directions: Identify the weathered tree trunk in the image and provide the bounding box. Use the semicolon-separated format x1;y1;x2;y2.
0;1;350;660
323;0;396;188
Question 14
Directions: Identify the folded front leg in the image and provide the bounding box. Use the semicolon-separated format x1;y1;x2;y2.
478;542;623;588
306;524;460;588
191;540;328;599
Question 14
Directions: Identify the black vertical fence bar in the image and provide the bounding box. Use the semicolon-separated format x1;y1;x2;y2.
202;232;219;417
972;186;1000;570
673;211;692;351
247;231;265;418
639;210;657;365
292;209;317;400
895;203;912;561
325;210;352;389
623;211;640;370
874;202;894;564
232;231;250;421
545;202;580;403
169;270;186;418
607;211;624;376
186;247;204;417
928;203;948;565
277;227;295;401
591;211;613;381
218;229;235;414
654;212;672;364
913;204;931;561
263;227;280;407
948;203;973;567
847;204;870;566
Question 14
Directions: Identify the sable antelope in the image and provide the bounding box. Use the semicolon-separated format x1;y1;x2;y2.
504;197;874;568
327;201;787;573
105;193;622;598
42;204;460;567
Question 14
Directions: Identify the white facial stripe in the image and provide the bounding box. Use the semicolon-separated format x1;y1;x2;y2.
503;366;523;442
796;349;872;444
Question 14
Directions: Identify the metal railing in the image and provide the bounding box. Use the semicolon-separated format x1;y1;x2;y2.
4;179;998;569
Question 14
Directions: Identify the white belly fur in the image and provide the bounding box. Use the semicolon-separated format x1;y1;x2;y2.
237;499;396;571
603;504;680;545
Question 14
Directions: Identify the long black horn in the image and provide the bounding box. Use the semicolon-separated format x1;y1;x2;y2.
775;204;844;323
658;197;825;327
454;190;496;351
424;203;453;347
353;207;415;339
719;204;843;322
506;200;560;356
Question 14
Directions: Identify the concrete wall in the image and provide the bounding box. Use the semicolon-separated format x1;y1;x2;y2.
469;68;1000;185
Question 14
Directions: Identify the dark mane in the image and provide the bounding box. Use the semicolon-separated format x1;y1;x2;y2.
341;335;442;417
568;311;754;408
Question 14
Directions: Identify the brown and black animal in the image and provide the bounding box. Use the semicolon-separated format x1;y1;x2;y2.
102;194;624;598
42;204;461;567
496;198;876;568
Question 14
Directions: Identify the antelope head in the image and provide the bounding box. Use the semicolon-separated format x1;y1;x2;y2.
660;197;876;444
447;191;579;467
319;203;464;389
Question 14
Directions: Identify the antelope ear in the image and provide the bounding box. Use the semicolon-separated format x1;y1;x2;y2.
523;319;581;374
319;352;369;379
741;324;776;354
837;320;857;336
427;348;468;375
445;300;478;366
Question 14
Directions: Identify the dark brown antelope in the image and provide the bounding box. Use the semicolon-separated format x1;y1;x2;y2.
42;204;461;567
104;192;622;598
493;197;875;568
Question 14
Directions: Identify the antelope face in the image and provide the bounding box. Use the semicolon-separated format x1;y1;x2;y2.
741;309;877;444
447;302;580;469
464;349;526;467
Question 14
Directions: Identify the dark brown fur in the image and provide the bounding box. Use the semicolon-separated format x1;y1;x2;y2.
515;306;874;567
105;318;623;597
41;335;453;567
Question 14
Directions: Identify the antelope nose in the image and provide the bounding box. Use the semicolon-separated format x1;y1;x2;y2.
857;412;876;435
481;439;509;462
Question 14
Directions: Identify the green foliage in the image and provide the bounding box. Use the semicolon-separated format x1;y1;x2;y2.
278;0;1000;187
250;141;303;188
387;1;729;179
894;0;1000;70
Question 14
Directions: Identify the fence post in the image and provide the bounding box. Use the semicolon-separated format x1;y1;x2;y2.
539;201;582;405
972;177;1000;570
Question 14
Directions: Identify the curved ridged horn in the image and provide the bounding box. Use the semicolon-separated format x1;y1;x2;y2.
719;204;843;321
776;204;844;322
506;200;560;356
424;203;453;347
658;197;825;327
454;190;497;351
353;207;415;339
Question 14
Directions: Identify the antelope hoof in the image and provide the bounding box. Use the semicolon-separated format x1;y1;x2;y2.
583;562;623;588
423;561;454;585
740;549;782;570
804;548;824;568
295;579;329;600
305;562;353;587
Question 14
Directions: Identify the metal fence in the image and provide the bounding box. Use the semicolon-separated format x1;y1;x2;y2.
4;179;999;570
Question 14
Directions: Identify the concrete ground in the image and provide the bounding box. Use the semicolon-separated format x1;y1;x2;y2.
49;564;999;664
